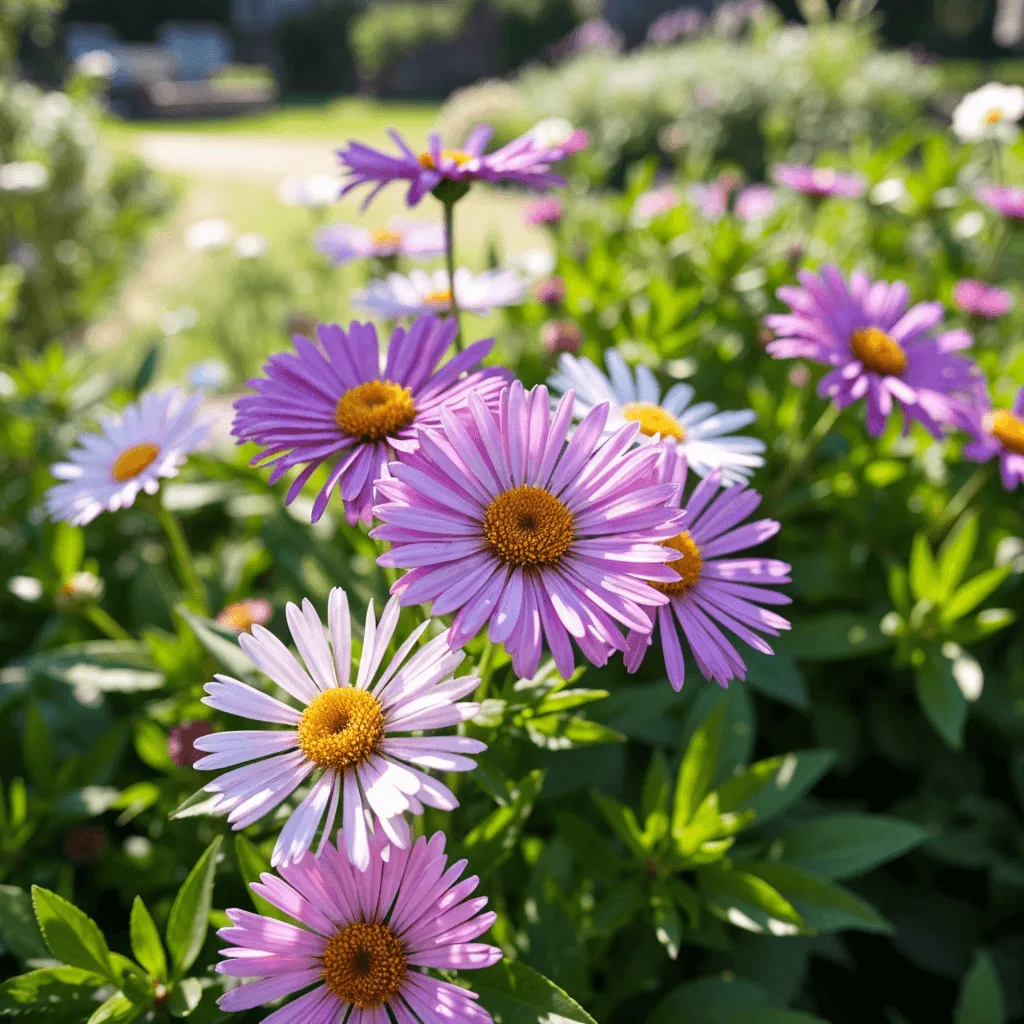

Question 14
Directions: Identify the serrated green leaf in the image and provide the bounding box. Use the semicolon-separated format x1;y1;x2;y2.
31;887;115;981
165;837;222;979
673;702;726;836
955;951;1005;1024
129;897;167;983
472;959;598;1023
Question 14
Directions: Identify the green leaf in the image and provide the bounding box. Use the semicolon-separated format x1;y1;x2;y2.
731;750;837;828
526;714;624;748
472;959;598;1024
641;749;672;825
0;966;106;1020
176;606;257;679
729;1011;830;1024
458;770;545;878
915;645;967;749
31;887;115;982
133;720;172;772
534;688;609;714
909;532;939;601
168;977;203;1018
770;814;928;879
0;885;48;961
129;897;167;983
27;642;164;694
165;836;222;979
699;863;805;935
132;344;160;393
52;523;85;581
650;975;780;1024
592;791;648;859
744;650;808;709
87;992;141;1024
936;512;978;601
168;787;222;820
955;951;1005;1024
651;881;683;960
22;704;55;791
941;568;1010;624
672;701;726;836
235;835;289;922
782;612;892;662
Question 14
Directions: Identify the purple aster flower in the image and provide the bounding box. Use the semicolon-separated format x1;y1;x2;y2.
316;219;445;266
232;315;509;525
735;184;776;221
690;180;730;220
962;387;1024;490
953;279;1012;319
216;828;500;1021
648;8;706;44
197;589;484;870
354;269;527;319
976;184;1024;221
372;381;687;681
338;124;570;209
625;449;790;690
523;196;565;226
765;265;984;437
551;19;623;60
773;164;865;199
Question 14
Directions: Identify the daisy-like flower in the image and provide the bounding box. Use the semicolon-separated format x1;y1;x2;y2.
976;184;1024;222
217;598;273;634
765;265;984;437
315;219;445;266
338;124;570;209
625;449;791;689
952;82;1024;143
46;389;208;526
232;314;509;525
773;164;865;200
953;279;1012;319
548;350;765;484
195;589;484;870
216;829;501;1022
185;217;234;253
372;380;687;680
963;387;1024;490
353;269;527;319
735;184;776;221
278;174;343;209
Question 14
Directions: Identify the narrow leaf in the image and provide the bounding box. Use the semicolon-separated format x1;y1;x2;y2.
673;702;726;836
129;897;167;983
955;951;1005;1024
165;837;222;979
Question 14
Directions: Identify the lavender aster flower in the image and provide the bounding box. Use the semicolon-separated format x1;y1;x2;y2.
523;196;565;226
232;315;509;525
354;269;527;319
316;219;445;266
963;387;1024;490
976;184;1024;221
735;184;776;221
765;265;984;437
216;828;501;1021
773;164;865;199
625;449;791;690
338;124;570;209
953;279;1012;319
196;589;484;870
372;381;687;681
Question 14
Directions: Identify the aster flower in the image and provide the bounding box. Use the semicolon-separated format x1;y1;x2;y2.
217;598;273;634
735;184;776;221
765;265;984;437
316;219;445;266
976;184;1024;221
196;589;484;870
773;164;865;200
185;218;234;253
954;279;1012;319
963;387;1024;490
541;320;583;355
216;829;500;1021
952;82;1024;143
625;449;791;689
353;269;527;319
338;124;570;209
523;196;564;226
548;350;765;484
232;314;509;525
632;185;680;221
534;276;567;305
46;389;208;526
278;174;343;209
372;380;687;680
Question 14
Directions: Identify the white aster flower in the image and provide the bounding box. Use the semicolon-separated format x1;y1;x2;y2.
952;82;1024;143
46;389;208;525
234;231;269;259
549;350;766;484
185;217;234;253
277;174;342;208
353;267;527;318
195;588;485;870
0;161;49;193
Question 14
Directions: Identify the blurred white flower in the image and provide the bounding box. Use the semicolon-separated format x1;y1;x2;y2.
515;247;556;277
933;186;959;208
953;211;986;239
354;267;527;317
160;306;199;337
528;117;575;149
74;50;115;79
277;174;341;208
185;218;234;253
234;232;270;259
952;82;1024;143
188;360;229;389
869;178;908;206
0;161;49;193
8;576;43;602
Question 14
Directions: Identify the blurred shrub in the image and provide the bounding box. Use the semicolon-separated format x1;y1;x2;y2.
274;0;359;95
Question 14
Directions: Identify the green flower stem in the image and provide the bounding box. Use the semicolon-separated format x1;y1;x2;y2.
83;603;133;642
441;196;464;352
769;401;842;504
154;499;209;614
928;465;992;541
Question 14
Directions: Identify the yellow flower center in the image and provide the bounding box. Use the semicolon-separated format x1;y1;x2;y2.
621;402;686;442
216;601;262;634
322;922;407;1008
985;109;1004;125
417;149;473;171
334;380;416;442
483;485;574;567
297;688;385;771
991;409;1024;455
651;531;703;596
422;288;453;310
110;442;160;483
849;326;907;376
371;227;403;250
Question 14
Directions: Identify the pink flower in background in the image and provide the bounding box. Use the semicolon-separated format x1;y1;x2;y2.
316;219;445;265
962;387;1024;490
976;184;1024;221
953;279;1012;319
735;184;776;220
168;721;215;768
689;180;730;220
523;195;565;225
541;320;583;355
217;598;273;634
633;185;681;220
534;276;567;304
773;164;865;199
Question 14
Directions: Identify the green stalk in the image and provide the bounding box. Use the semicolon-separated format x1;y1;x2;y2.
441;197;464;351
155;499;209;614
768;401;842;504
84;604;133;642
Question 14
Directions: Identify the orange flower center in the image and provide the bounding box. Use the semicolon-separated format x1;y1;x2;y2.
371;227;402;250
483;485;574;567
322;922;407;1008
621;402;686;442
422;288;453;310
418;149;473;171
991;409;1024;455
334;380;416;442
216;600;267;634
297;688;385;771
849;326;907;376
651;531;703;596
111;442;160;482
985;109;1004;125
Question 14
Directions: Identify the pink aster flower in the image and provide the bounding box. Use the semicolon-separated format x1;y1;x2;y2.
232;315;509;525
765;265;985;436
976;184;1024;221
196;589;484;871
633;185;680;220
962;387;1024;490
315;219;445;266
338;124;569;209
773;164;865;199
523;196;565;226
953;278;1012;319
216;828;500;1021
372;381;687;680
625;449;790;689
735;184;776;221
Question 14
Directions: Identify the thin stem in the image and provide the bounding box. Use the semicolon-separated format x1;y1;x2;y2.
442;198;464;352
928;465;992;541
154;499;209;614
768;401;842;504
83;604;133;642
